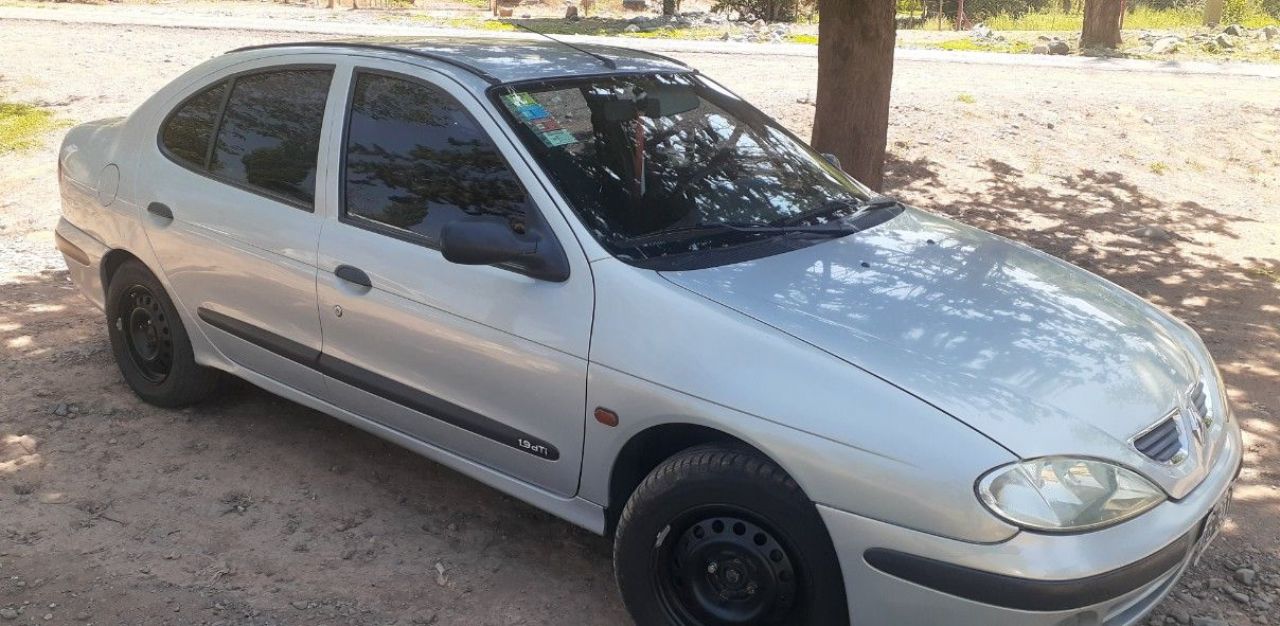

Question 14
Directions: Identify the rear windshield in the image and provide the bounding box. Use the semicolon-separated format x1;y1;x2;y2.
491;73;882;270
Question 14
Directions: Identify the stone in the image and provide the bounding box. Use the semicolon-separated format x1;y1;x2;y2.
1236;568;1257;586
1047;39;1070;55
496;7;512;16
620;0;646;9
0;608;16;621
971;23;993;39
624;24;640;32
1231;591;1250;603
1032;44;1050;54
1151;36;1181;54
52;403;69;416
1213;33;1235;49
1222;24;1247;36
1263;25;1278;40
564;4;578;19
1192;619;1228;626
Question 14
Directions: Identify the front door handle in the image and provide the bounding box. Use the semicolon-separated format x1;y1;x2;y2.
334;264;371;288
146;202;173;220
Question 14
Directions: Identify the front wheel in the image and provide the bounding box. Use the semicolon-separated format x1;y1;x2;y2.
613;445;849;626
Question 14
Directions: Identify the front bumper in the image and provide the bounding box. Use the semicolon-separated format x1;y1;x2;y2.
822;418;1242;626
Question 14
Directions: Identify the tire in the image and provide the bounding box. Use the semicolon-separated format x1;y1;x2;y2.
614;444;849;626
105;259;219;407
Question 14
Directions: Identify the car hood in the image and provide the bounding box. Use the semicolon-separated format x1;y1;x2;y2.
661;208;1202;475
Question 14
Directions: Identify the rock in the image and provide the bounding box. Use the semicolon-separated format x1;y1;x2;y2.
1263;25;1278;40
1231;591;1250;603
1032;44;1050;54
1222;24;1247;37
1170;609;1191;624
564;4;578;19
290;601;308;610
1213;33;1235;49
1151;36;1181;54
1192;619;1229;626
52;403;69;416
0;608;17;620
971;23;993;39
434;562;448;587
1128;225;1182;244
620;0;646;9
624;24;640;32
1047;39;1070;55
496;7;512;16
1236;568;1257;586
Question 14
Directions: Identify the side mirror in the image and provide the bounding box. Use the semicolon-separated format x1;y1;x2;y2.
440;218;569;282
821;153;843;171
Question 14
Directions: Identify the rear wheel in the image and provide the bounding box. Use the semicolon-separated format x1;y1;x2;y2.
614;445;848;626
105;260;218;407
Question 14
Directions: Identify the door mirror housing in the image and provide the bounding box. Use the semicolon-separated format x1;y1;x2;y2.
440;218;569;282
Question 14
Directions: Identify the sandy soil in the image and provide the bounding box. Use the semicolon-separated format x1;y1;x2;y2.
1;17;1278;626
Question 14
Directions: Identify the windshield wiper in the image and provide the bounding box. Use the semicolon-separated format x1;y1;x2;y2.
613;222;858;248
774;195;902;227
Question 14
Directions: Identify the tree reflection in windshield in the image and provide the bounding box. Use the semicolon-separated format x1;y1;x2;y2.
494;73;874;264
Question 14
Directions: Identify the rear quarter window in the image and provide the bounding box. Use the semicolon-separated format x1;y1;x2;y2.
160;80;228;168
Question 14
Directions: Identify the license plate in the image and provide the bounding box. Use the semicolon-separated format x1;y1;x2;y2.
1192;488;1232;567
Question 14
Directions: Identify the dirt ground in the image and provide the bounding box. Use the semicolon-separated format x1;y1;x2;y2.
1;16;1278;626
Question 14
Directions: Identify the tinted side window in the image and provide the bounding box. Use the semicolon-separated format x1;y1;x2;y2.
210;69;333;209
160;80;228;168
343;72;527;244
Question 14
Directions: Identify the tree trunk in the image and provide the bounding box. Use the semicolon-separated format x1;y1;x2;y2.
663;0;676;15
810;0;896;191
1203;0;1224;25
1080;0;1123;49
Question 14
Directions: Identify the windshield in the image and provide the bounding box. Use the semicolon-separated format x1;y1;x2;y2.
491;73;893;269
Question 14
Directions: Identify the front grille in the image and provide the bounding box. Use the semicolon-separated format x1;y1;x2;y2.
1134;416;1182;463
1189;382;1207;418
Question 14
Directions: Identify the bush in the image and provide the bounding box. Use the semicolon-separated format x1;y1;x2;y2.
712;0;813;21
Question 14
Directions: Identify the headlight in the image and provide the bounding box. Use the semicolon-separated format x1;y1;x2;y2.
977;457;1165;532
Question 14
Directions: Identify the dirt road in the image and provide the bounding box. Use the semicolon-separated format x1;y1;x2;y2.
1;17;1278;626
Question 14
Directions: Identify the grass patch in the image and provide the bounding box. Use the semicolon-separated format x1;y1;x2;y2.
937;37;1033;53
0;100;57;153
1149;161;1170;175
956;92;976;103
983;6;1278;30
787;33;819;44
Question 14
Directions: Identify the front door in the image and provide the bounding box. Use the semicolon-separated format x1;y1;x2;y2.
138;63;341;398
314;66;594;496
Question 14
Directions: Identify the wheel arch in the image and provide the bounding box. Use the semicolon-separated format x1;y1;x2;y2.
605;422;790;536
100;248;144;292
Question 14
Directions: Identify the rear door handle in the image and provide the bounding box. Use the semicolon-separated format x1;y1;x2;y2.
146;202;173;220
334;264;371;288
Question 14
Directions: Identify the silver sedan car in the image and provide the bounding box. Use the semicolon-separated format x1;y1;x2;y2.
55;37;1241;626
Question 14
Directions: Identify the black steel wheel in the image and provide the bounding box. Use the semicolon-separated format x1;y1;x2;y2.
614;445;848;626
656;509;800;625
105;259;219;407
118;284;174;383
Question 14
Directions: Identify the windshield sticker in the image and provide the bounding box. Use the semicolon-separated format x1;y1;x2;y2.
502;92;578;148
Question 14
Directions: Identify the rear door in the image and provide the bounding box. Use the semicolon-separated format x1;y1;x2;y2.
138;60;341;397
314;64;594;496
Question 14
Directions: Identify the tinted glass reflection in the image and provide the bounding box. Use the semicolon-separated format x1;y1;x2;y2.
494;74;873;264
210;69;332;208
161;80;227;168
343;72;527;243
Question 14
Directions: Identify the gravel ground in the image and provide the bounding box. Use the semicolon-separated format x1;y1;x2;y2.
1;17;1278;626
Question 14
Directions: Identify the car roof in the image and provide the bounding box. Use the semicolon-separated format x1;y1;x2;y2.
231;36;692;85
